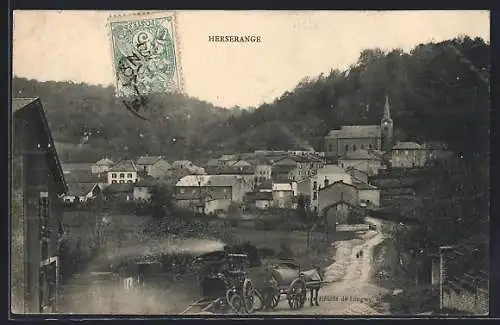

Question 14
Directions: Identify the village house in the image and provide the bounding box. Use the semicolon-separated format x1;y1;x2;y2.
244;191;274;210
345;166;370;184
316;180;358;214
324;201;366;227
355;182;381;207
338;149;385;176
271;157;298;181
133;176;157;201
103;183;134;201
171;160;205;174
91;158;114;174
297;164;353;207
107;160;138;184
12;98;68;313
135;155;171;179
62;183;102;204
390;142;429;168
249;157;273;182
254;191;274;210
272;182;296;209
324;95;394;162
174;175;254;214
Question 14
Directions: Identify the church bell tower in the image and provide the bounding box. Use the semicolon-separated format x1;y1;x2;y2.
381;95;394;152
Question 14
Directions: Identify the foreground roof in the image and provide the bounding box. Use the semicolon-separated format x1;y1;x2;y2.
13;97;68;194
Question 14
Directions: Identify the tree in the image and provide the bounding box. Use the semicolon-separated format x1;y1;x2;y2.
149;184;174;220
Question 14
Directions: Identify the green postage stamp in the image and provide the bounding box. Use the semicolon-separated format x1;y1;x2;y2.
108;12;183;98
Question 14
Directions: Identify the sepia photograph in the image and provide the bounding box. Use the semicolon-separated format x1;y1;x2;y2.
10;10;490;317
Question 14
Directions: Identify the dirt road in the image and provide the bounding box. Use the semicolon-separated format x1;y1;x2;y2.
255;218;390;316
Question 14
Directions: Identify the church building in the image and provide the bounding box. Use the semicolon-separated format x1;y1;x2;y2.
324;95;394;162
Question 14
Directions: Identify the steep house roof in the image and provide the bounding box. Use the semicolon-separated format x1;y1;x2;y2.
63;170;107;183
339;149;382;161
326;125;381;139
215;166;255;175
66;183;99;196
354;182;378;190
109;160;137;172
273;157;298;167
94;158;114;166
136;156;165;165
233;160;252;167
176;175;240;187
13;97;67;194
392;142;422;150
319;180;357;192
206;158;220;167
103;183;134;193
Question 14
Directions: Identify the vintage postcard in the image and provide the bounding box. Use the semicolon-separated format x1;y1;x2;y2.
11;10;490;317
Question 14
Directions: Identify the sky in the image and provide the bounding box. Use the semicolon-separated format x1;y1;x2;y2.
13;10;490;108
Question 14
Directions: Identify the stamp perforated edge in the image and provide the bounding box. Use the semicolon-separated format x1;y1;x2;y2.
106;10;185;97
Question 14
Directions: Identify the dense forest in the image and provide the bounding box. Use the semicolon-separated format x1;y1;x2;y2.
12;78;244;163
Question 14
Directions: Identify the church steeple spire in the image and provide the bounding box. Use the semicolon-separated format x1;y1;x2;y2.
383;95;391;120
381;94;394;152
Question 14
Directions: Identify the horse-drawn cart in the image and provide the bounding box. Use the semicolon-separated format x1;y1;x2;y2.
255;259;326;310
180;250;256;315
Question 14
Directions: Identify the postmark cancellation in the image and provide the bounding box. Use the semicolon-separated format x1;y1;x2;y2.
108;11;183;98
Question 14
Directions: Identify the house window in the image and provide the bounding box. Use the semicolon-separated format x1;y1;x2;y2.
180;188;185;194
119;180;125;184
328;144;333;152
353;144;357;151
127;180;133;184
127;173;133;178
361;144;365;150
313;181;317;190
112;180;117;184
369;144;372;149
112;173;117;178
345;144;349;152
405;150;409;156
120;173;125;178
313;192;317;200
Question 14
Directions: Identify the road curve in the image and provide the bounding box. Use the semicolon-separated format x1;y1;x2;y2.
255;218;389;316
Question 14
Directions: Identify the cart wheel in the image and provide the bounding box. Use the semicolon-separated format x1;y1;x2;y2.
270;290;281;308
252;289;265;311
228;292;245;314
287;278;306;310
242;278;256;313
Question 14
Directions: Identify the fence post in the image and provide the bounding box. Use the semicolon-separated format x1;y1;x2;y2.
439;245;454;311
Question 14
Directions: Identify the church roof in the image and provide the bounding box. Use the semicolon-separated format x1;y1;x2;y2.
326;125;381;139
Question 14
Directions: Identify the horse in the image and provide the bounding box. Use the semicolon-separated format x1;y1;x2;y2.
301;267;323;307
